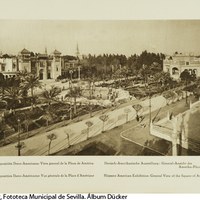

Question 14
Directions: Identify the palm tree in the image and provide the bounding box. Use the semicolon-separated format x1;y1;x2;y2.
22;118;32;138
0;73;5;99
20;73;42;109
43;112;53;126
85;121;93;139
162;91;176;105
4;86;22;112
99;114;109;132
0;116;7;144
180;69;193;104
42;86;61;111
47;133;57;155
67;86;82;115
132;104;143;115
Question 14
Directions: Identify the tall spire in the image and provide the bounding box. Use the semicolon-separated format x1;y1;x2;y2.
76;43;80;58
45;47;47;54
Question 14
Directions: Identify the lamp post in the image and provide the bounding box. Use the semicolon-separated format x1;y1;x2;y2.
146;79;152;133
1;112;6;144
149;88;152;128
16;118;22;156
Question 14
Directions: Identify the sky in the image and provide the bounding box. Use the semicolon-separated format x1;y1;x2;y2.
0;20;200;56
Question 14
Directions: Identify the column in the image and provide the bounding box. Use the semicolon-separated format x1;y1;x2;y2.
172;117;178;156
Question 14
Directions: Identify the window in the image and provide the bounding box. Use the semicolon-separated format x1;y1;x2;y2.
172;67;179;75
1;65;5;71
186;61;189;65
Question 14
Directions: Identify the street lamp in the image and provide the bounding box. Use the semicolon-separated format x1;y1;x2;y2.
148;87;152;127
1;112;6;144
146;81;152;133
15;118;24;156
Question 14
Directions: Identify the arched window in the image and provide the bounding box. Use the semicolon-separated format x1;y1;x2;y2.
172;67;179;75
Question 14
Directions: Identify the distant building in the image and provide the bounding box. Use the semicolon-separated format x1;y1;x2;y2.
0;54;18;78
163;53;200;79
0;47;85;80
51;49;62;80
18;48;32;72
61;55;79;78
36;50;62;80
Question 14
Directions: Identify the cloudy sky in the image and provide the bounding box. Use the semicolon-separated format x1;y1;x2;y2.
0;20;200;56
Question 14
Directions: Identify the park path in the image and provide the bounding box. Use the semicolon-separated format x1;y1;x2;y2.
0;97;140;156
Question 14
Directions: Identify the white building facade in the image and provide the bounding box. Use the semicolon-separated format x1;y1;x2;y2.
0;49;62;81
0;55;18;78
163;53;200;79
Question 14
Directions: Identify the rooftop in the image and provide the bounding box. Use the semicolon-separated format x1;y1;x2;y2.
53;49;61;55
20;48;30;54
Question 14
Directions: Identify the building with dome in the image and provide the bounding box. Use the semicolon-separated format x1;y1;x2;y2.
0;48;62;81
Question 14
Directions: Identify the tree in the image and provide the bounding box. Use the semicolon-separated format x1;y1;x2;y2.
87;77;95;99
20;73;42;109
47;133;57;155
0;116;7;144
180;69;194;104
66;86;82;115
132;104;143;115
85;121;93;139
43;112;53;126
180;69;192;82
22;117;33;138
162;90;176;104
0;73;5;99
99;115;109;132
152;72;173;90
15;119;25;156
4;86;22;112
42;86;61;111
139;64;151;85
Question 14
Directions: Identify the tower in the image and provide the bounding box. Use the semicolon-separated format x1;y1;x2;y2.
45;47;48;55
76;43;81;59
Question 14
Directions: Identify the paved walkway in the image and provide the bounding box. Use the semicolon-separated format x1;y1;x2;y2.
0;91;195;156
55;97;196;156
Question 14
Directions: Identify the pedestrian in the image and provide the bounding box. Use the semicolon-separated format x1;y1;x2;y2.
170;112;173;120
136;114;140;122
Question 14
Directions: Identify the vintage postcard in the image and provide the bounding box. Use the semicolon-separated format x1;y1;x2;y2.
0;0;200;194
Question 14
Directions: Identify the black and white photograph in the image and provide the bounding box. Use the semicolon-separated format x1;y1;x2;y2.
0;20;200;156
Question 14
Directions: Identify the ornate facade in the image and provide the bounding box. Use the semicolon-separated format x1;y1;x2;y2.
0;49;62;81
